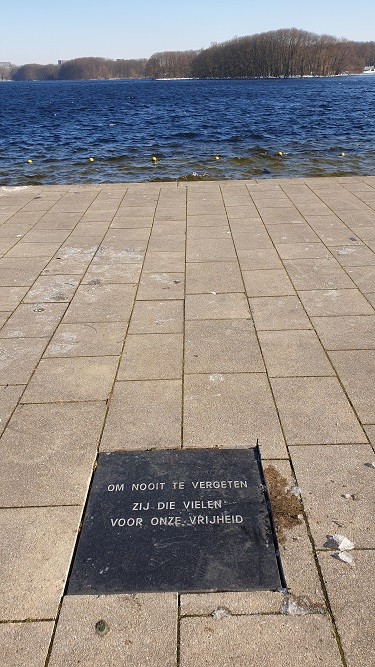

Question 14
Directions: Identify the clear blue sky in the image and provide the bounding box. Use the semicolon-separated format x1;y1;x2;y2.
2;0;375;65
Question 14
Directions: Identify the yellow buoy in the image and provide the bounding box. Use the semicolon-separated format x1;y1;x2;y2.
151;155;157;163
89;157;94;162
276;151;284;157
26;159;33;164
214;155;220;161
339;152;346;157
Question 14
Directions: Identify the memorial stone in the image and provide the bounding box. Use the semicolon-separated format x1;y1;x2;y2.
67;449;283;594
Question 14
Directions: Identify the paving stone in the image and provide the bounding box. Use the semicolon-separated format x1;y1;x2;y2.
118;333;183;380
187;226;231;240
0;506;80;620
21;356;118;403
0;338;46;384
62;284;136;323
266;223;320;244
0;621;54;667
44;321;126;357
298;289;374;317
185;293;250;320
142;251;185;272
147;234;185;253
249;295;311;330
0;286;28;310
328;350;375;423
95;242;145;263
186;238;236;263
186;262;243;294
284;258;354;290
82;262;142;284
48;594;177;667
258;207;306;224
0;402;106;506
318;551;375;667
23;275;79;303
185;319;265;374
34;212;82;230
0;312;10;328
346;265;375;292
137;272;184;300
271;377;364;445
180;615;342;667
290;444;374;548
0;302;67;338
243;269;295;297
128;300;183;333
101;379;181;450
330;245;375;266
258;330;333;377
0;257;50;286
275;243;332;260
306;216;362;245
5;241;62;258
184;373;286;457
312;315;375;350
235;247;283;270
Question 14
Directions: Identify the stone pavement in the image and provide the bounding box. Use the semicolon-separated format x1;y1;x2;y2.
0;176;374;666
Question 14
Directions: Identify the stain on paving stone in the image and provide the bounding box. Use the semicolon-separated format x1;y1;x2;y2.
264;465;303;544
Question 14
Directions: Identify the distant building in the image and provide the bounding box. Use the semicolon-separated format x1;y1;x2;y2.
0;62;12;68
57;60;66;65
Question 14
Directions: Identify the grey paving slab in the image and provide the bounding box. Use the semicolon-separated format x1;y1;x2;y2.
258;330;334;377
275;242;332;260
184;373;286;457
249;295;312;330
118;333;183;380
0;506;80;620
185;293;250;320
180;591;284;616
185;319;265;374
328;350;375;423
0;302;67;338
100;379;182;450
0;337;46;384
21;356;118;403
271;377;365;444
186;261;243;294
298;288;374;317
62;284;136;323
0;286;29;310
312;315;375;350
284;258;355;290
23;275;79;303
82;262;142;284
44;321;126;357
186;238;237;262
137;272;184;300
235;247;283;270
0;257;50;286
318;551;375;667
243;269;295;297
330;245;375;266
128;299;183;333
142;251;185;272
266;223;320;244
0;402;106;506
180;616;342;667
346;265;375;292
0;621;54;667
290;444;374;548
48;594;177;667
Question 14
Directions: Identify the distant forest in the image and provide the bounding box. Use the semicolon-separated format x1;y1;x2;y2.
2;28;375;82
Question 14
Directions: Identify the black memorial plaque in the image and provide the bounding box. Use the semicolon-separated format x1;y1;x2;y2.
67;449;283;594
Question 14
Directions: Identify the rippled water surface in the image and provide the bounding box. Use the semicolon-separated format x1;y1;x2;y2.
1;77;375;185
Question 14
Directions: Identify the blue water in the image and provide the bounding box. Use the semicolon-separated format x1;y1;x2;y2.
1;77;375;185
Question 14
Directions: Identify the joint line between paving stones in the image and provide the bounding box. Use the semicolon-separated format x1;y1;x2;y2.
181;184;188;452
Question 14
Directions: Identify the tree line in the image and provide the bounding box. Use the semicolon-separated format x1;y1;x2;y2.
3;28;375;82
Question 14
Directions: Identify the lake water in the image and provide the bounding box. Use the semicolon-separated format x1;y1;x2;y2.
1;77;375;185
